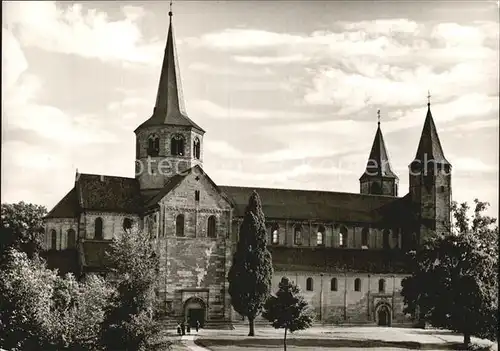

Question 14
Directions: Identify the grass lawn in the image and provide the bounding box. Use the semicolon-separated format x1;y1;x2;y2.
194;326;497;351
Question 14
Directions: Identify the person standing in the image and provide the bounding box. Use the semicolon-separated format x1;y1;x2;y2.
180;321;186;336
176;322;181;336
196;320;200;332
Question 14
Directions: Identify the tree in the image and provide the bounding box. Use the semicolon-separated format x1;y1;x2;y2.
401;199;498;348
228;190;273;336
263;277;315;351
100;229;162;351
1;202;47;261
0;249;113;351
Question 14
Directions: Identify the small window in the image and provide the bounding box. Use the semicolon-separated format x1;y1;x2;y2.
123;218;133;231
354;278;361;292
67;229;76;249
317;225;325;246
176;214;185;237
207;216;216;238
383;229;391;249
94;217;103;240
361;227;369;247
195;190;200;202
171;134;185;156
340;226;348;248
193;137;201;160
306;277;313;291
51;229;57;250
147;134;160;156
271;224;279;244
294;225;302;245
330;278;338;291
440;185;445;192
379;279;386;293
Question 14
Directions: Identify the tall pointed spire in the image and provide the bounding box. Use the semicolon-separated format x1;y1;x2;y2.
360;110;398;180
411;92;450;166
135;2;204;132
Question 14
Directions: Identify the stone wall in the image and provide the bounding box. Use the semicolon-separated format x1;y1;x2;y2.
83;211;140;240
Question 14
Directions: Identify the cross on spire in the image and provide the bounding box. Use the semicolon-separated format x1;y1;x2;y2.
427;90;431;106
377;109;381;126
169;0;173;17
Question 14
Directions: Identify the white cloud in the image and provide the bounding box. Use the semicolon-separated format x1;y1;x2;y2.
450;157;498;173
233;54;310;65
4;1;162;64
204;140;248;159
441;119;499;133
188;62;274;76
338;19;421;34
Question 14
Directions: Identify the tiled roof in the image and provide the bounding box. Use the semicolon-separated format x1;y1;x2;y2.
76;174;143;214
270;246;411;274
220;186;398;223
360;124;398;180
411;104;450;166
45;188;79;218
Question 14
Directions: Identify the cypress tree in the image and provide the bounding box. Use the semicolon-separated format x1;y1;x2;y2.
228;190;273;336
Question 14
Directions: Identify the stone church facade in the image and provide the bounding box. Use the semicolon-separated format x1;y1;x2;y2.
44;11;452;328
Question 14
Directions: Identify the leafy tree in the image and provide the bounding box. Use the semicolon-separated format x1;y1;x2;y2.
401;199;498;348
100;229;162;351
0;249;113;351
1;202;47;261
228;190;274;336
263;277;315;351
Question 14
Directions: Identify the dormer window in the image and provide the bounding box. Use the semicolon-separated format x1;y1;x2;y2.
171;134;185;156
193;137;201;160
147;134;160;156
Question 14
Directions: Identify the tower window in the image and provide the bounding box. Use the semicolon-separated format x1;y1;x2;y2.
94;217;103;239
171;134;185;156
294;225;302;245
147;134;160;156
176;214;185;237
331;278;338;291
317;225;325;246
193;137;201;160
306;277;314;291
340;226;348;247
207;216;217;238
361;227;369;247
379;279;386;293
271;224;279;244
371;182;382;195
440;185;445;192
195;190;200;201
354;278;361;292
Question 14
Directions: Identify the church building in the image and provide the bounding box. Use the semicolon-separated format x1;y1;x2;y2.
44;9;452;328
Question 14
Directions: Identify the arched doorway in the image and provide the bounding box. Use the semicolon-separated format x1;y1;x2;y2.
184;297;206;328
376;304;392;326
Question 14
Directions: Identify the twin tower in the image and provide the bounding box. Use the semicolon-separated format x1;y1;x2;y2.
133;9;452;240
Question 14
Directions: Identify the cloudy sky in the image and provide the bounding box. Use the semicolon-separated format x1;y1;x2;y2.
2;1;499;217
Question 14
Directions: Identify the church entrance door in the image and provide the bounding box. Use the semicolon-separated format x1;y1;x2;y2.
184;297;205;327
377;305;391;326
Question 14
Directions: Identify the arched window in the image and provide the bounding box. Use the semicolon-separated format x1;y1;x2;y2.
340;226;348;248
306;277;313;291
207;216;216;238
371;182;382;195
123;218;133;231
147;134;160;156
317;225;325;246
294;225;302;245
67;229;76;249
94;217;103;239
379;279;386;292
171;134;185;156
330;278;338;291
361;227;369;247
193;137;201;159
354;278;361;292
383;229;391;249
271;224;279;245
51;229;57;250
176;214;185;237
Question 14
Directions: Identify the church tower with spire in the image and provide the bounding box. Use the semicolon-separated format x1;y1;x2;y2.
360;110;399;196
134;6;205;196
409;94;452;245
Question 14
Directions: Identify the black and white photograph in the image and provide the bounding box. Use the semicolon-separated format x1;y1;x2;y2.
1;1;498;350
